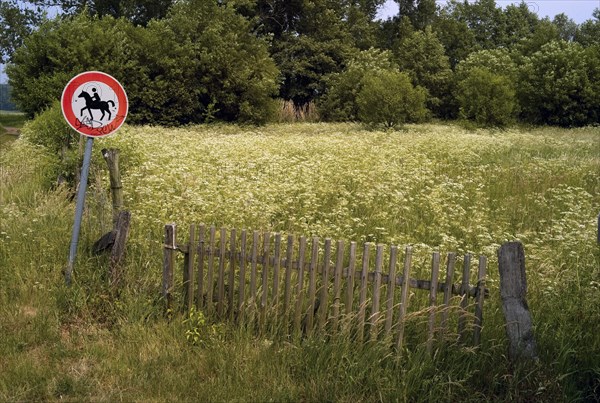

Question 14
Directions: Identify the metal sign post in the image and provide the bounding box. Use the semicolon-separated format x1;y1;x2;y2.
61;71;128;285
65;136;94;285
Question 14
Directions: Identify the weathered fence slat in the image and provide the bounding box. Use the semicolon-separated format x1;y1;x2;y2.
441;252;456;334
228;229;236;320
238;230;247;322
357;243;371;343
250;231;259;311
206;226;216;315
370;244;384;341
217;227;227;317
458;253;471;342
473;255;487;346
184;224;196;311
427;251;441;355
384;245;398;339
306;237;319;335
272;233;282;310
331;240;344;332
260;232;271;332
345;242;357;316
162;224;176;311
317;239;332;332
196;224;206;309
396;246;412;353
283;235;294;319
293;237;307;335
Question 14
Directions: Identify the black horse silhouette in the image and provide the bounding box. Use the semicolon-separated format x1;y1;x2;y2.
78;91;115;121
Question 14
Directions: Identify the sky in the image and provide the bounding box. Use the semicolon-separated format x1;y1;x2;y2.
376;0;599;23
1;0;599;84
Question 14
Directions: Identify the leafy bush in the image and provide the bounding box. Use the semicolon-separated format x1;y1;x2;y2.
7;4;280;125
19;101;81;186
456;67;518;127
518;40;600;127
356;70;427;128
319;48;397;122
455;49;519;127
392;26;454;118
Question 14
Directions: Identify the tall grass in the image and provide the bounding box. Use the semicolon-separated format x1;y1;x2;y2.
0;122;598;401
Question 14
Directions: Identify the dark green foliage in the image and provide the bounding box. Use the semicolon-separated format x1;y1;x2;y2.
0;0;43;63
319;48;397;122
518;40;600;127
575;8;600;46
7;4;280;125
456;68;517;127
60;0;174;25
356;69;427;127
127;0;279;125
391;26;453;117
19;101;80;185
7;15;136;118
455;49;518;127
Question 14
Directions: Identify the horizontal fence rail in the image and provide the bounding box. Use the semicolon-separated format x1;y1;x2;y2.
162;224;488;352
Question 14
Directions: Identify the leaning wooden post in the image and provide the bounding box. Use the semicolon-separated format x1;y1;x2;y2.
163;224;177;313
109;210;131;288
101;148;123;227
498;242;538;361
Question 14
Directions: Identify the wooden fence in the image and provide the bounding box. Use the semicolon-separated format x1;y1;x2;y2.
162;223;488;352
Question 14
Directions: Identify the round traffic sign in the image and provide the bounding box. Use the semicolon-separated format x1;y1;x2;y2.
61;71;128;137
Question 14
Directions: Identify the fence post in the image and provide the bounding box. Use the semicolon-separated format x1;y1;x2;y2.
163;224;177;313
498;242;538;361
101;148;123;227
109;210;131;289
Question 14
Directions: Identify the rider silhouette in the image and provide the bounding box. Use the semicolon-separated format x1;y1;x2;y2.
91;88;100;103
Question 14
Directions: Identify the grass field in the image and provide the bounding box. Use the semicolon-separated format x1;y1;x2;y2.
1;122;599;401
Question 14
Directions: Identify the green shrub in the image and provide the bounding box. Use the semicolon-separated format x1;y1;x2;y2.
319;48;397;122
356;70;428;128
19;101;80;185
456;67;518;127
8;4;280;125
518;40;600;127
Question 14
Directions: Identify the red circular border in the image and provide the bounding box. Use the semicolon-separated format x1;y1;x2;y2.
61;71;128;137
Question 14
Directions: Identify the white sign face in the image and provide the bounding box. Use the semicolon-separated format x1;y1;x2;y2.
61;71;128;137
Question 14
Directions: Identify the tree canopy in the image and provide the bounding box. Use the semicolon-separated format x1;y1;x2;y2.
3;0;599;127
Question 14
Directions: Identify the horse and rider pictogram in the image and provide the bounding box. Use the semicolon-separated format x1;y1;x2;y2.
78;88;115;121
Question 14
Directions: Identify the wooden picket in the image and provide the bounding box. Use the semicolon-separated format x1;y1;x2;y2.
162;223;488;352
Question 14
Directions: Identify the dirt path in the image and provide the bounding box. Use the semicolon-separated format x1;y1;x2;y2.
3;126;20;136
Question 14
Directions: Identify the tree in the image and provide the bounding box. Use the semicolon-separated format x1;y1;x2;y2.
7;14;136;117
552;13;578;42
575;8;600;47
7;3;280;125
319;48;397;121
59;0;174;25
0;1;44;63
500;2;539;48
356;69;427;128
455;49;519;126
456;67;517;126
444;0;506;50
431;10;476;68
395;0;437;30
518;40;600;127
391;26;453;117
